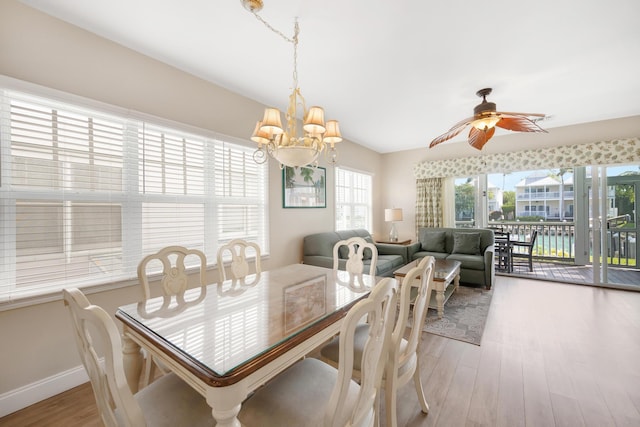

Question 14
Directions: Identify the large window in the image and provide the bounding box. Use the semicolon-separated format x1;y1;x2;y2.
0;89;268;301
335;167;372;231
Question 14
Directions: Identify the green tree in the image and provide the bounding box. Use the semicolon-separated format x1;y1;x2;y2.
503;191;515;205
455;181;475;220
502;190;516;219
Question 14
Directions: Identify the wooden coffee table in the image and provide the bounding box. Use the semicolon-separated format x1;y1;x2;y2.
393;258;461;318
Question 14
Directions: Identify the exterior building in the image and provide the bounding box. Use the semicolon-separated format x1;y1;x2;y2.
515;173;575;220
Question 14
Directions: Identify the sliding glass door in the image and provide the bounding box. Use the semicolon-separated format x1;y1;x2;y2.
588;164;639;289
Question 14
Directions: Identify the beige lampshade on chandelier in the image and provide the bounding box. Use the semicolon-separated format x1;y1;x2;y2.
243;0;342;168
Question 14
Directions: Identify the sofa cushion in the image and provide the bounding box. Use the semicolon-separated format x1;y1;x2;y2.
420;230;446;252
375;255;405;274
452;232;481;255
411;250;448;261
446;253;486;270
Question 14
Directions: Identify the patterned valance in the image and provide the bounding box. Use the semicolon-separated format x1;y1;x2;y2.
413;137;640;178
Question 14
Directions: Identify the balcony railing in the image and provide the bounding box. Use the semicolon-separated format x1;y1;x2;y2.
471;220;638;268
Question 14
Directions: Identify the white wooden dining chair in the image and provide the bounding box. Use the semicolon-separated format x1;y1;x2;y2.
62;288;214;427
238;277;398;427
216;239;262;282
333;236;379;277
321;256;436;427
137;245;207;386
137;245;207;300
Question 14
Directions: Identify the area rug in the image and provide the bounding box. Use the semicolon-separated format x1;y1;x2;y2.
422;285;493;346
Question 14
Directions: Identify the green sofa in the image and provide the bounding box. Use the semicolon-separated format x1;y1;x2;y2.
408;227;495;289
303;229;409;277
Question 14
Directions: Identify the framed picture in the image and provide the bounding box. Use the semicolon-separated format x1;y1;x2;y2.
282;166;326;208
284;275;327;333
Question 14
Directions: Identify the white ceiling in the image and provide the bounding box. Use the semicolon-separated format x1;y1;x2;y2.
21;0;640;153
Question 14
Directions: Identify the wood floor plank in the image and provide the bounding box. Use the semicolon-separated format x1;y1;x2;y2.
465;341;501;426
521;346;555;426
569;363;616;427
550;392;586;427
431;365;475;427
421;339;467;427
495;342;525;427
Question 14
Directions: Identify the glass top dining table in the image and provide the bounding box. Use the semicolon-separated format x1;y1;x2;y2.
116;263;382;427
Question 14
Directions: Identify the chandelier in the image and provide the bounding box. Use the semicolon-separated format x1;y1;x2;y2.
242;0;342;168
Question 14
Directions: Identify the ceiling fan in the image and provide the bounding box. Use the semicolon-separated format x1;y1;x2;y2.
429;88;547;150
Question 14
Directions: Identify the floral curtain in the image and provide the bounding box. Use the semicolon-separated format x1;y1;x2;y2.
415;178;443;233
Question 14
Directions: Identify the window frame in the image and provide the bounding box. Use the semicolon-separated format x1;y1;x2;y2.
334;166;373;232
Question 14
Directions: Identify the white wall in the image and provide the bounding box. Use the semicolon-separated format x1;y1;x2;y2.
1;0;639;415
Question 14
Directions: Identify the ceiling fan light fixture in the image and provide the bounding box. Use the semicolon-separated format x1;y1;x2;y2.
429;87;547;150
471;115;500;130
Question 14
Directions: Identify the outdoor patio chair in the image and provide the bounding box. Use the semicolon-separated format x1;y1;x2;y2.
511;230;538;272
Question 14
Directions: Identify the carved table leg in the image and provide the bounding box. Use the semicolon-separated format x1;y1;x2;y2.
211;405;242;427
436;288;445;318
207;382;247;427
121;332;143;393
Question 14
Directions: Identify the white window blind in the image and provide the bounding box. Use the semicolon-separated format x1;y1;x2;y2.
0;89;268;302
335;167;372;231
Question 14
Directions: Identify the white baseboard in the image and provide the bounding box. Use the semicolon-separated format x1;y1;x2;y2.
0;364;89;418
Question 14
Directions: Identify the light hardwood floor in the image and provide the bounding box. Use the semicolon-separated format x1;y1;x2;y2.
3;276;640;426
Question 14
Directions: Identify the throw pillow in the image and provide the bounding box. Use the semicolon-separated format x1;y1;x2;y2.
338;243;373;259
421;231;446;252
362;236;374;260
452;232;481;255
338;245;349;259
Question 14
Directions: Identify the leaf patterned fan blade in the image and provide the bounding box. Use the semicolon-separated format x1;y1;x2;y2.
496;115;548;133
468;126;495;150
429;116;475;148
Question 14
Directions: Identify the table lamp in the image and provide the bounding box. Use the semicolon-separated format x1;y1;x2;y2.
384;208;403;242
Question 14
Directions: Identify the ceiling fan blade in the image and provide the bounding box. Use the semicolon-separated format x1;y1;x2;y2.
496;116;548;133
468;126;495;150
429;116;474;148
498;111;547;118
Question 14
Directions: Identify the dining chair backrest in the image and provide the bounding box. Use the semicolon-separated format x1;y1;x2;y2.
137;246;207;300
394;256;435;365
332;236;378;277
327;277;398;427
63;288;146;427
216;239;262;282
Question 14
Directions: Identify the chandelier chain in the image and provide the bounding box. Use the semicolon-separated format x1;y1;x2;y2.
249;10;294;44
249;11;299;88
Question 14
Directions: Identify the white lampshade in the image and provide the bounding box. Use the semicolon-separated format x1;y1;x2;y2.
385;208;403;222
251;121;272;145
323;120;342;144
260;108;284;134
303;106;326;134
